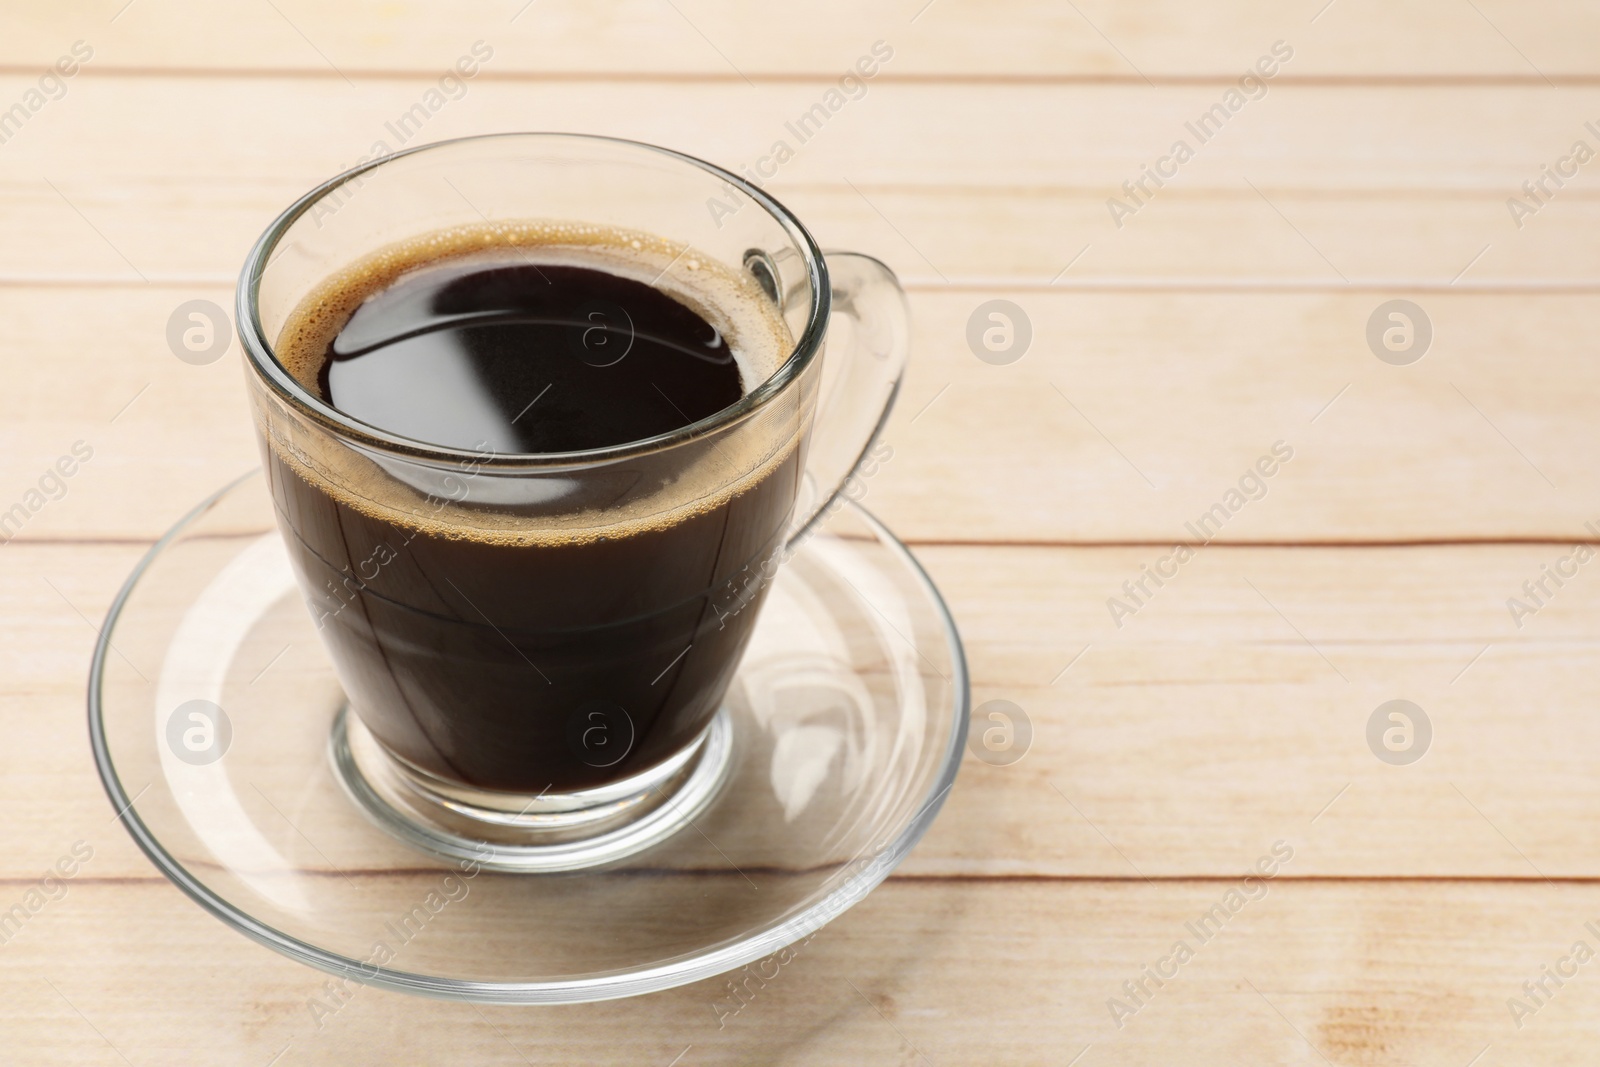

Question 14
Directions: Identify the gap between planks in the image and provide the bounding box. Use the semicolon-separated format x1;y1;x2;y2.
13;535;1600;551
4;277;1600;294
0;66;1596;88
6;870;1600;887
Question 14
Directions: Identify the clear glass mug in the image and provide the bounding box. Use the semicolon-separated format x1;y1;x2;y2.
237;133;908;868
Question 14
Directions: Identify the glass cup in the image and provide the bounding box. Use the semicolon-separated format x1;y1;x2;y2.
237;133;908;869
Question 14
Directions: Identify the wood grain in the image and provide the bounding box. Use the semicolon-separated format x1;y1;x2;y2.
0;284;1596;545
2;1;1595;1063
3;78;1600;201
4;879;1599;1065
6;178;1600;285
9;538;1600;883
4;0;1598;80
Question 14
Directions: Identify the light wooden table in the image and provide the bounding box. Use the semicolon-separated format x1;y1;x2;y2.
5;1;1600;1062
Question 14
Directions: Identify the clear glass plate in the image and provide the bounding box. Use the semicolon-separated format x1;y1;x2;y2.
88;471;968;1004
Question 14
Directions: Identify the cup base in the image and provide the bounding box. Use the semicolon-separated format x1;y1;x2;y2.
331;706;733;872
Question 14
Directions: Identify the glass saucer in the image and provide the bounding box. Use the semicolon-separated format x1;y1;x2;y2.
88;472;968;1004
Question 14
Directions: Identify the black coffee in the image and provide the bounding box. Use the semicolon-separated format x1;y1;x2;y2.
319;259;743;453
262;228;800;794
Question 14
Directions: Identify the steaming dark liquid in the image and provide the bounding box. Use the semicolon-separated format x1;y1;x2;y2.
262;241;800;793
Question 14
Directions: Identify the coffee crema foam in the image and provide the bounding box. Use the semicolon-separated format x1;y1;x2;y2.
262;220;803;546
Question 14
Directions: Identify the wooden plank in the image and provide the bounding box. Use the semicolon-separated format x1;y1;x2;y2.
13;540;1600;881
3;0;1597;79
877;288;1600;544
0;285;1597;544
1;78;1598;201
5;178;1599;284
1;877;1596;1064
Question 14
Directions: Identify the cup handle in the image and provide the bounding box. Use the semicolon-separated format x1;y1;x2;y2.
785;251;910;547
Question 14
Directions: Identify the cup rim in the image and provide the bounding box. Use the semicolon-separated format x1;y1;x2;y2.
236;132;829;469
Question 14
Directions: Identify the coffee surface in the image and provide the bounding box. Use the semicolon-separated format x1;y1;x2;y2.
318;258;743;454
